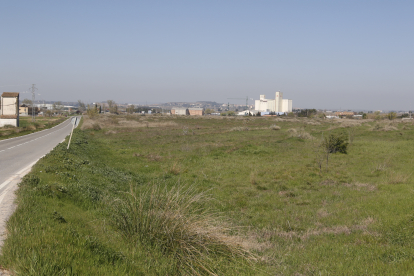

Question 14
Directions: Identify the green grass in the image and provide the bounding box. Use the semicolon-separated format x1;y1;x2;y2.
1;115;414;275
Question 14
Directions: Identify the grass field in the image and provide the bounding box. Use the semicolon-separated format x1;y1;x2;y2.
1;114;414;275
0;116;67;140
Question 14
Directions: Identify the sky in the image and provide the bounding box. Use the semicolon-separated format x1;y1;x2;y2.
1;0;414;110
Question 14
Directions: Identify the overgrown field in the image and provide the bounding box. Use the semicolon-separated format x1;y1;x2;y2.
2;115;414;275
0;116;66;140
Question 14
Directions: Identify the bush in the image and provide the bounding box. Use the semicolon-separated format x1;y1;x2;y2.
220;111;236;116
323;133;348;154
92;123;101;130
288;128;314;140
108;184;254;275
387;112;397;120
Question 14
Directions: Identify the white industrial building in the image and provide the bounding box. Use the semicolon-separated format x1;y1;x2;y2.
282;99;292;113
255;92;292;113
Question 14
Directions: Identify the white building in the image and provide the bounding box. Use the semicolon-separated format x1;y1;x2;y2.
255;92;292;113
282;99;292;113
0;92;20;127
171;108;187;115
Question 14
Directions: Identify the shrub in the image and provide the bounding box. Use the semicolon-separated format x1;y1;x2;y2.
92;123;101;130
108;184;254;275
288;128;314;140
387;112;397;120
86;104;99;118
220;111;236;116
26;125;36;131
323;132;349;154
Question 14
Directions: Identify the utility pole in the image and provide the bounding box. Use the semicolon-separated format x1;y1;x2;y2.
29;84;38;122
227;96;250;111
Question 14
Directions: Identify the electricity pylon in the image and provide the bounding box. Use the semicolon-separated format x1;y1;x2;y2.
29;84;38;122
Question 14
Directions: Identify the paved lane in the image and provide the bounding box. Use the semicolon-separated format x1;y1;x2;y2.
0;117;80;246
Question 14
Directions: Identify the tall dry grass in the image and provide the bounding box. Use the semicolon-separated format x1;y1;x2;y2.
371;121;399;131
108;183;256;275
287;128;314;140
82;115;179;130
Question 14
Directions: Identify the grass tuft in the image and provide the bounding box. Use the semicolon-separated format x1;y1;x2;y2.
169;162;181;175
287;128;314;139
230;126;249;131
108;183;256;275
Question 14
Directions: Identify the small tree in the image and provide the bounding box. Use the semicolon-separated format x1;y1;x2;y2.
205;108;214;115
53;101;64;115
22;98;33;106
86;104;99;118
126;104;135;114
324;132;348;154
319;132;349;170
314;141;325;175
107;100;118;114
77;100;86;113
387;112;396;120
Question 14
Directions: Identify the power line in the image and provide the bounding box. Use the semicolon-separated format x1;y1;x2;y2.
29;84;38;122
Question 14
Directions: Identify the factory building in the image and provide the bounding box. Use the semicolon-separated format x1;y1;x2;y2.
282;99;292;113
255;92;292;113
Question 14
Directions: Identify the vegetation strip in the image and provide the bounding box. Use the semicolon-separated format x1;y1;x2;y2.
1;114;414;275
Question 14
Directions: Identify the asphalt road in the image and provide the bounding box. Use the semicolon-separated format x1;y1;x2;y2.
0;116;80;247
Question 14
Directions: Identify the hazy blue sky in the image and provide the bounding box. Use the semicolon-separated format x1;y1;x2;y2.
1;0;413;110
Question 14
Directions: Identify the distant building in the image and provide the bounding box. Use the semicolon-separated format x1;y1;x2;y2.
255;92;292;113
335;111;355;118
19;104;29;116
34;103;66;110
171;107;204;116
188;107;204;116
282;99;292;113
0;92;19;127
171;108;187;115
237;110;252;116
